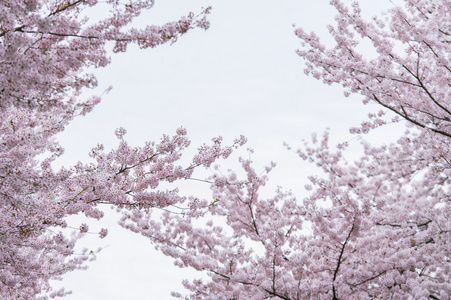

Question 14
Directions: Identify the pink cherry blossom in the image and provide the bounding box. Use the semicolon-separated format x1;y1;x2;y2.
0;1;236;299
131;1;451;299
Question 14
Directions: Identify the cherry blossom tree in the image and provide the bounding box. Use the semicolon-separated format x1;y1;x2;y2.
124;0;451;298
0;1;248;299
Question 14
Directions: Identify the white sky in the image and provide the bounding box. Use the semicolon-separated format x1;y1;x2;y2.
51;0;400;298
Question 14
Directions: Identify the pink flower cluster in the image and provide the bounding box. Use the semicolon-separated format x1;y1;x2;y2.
0;0;217;298
124;1;451;299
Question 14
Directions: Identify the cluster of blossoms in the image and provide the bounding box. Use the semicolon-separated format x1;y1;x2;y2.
3;0;451;299
0;0;231;299
121;1;450;299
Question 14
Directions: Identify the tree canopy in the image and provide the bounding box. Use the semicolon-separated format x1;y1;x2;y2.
1;0;451;299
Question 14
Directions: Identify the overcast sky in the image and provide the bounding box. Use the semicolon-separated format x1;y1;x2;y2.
51;0;399;298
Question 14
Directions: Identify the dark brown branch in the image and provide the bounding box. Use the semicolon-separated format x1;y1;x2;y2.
49;0;84;17
332;223;355;300
350;270;387;287
372;94;451;138
207;269;253;285
422;40;451;74
17;29;99;40
416;77;451;117
0;25;26;38
262;288;292;300
115;153;159;176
